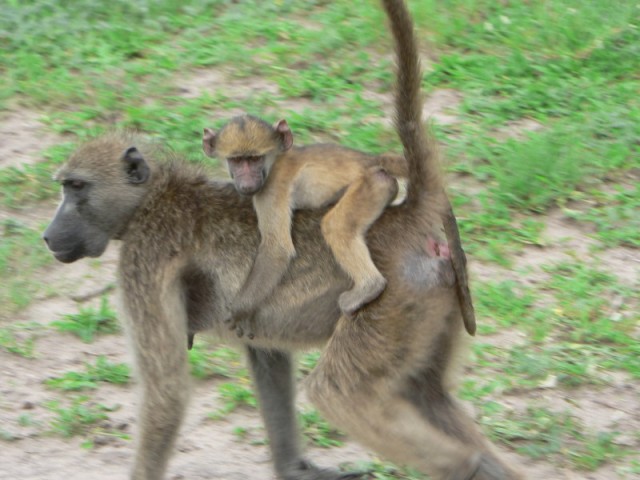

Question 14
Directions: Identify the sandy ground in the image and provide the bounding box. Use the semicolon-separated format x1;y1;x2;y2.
0;84;638;480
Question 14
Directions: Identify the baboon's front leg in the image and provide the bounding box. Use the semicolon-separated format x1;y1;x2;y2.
247;346;364;480
126;294;191;480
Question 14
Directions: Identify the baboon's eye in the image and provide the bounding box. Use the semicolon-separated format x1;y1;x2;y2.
64;179;86;191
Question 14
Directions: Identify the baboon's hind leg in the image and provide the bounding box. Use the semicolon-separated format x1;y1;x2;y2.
321;167;398;316
308;376;479;479
306;317;519;480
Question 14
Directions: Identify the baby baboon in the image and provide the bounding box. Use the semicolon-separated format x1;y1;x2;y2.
203;117;408;332
42;0;517;479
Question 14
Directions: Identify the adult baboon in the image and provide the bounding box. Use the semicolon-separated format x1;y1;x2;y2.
43;1;518;479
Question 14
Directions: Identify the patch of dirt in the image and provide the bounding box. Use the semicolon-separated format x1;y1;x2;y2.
477;328;528;350
501;374;640;478
494;118;544;141
0;109;59;169
176;68;228;99
178;68;319;122
468;208;638;297
422;88;462;126
0;203;57;229
1;322;371;479
364;87;462;128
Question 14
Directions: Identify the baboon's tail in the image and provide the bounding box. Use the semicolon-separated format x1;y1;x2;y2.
381;0;442;213
382;0;477;336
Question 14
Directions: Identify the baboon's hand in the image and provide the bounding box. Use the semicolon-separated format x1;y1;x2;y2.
226;305;256;340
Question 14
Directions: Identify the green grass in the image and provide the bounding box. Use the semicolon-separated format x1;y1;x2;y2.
299;409;345;448
479;405;630;471
188;344;246;380
0;325;36;357
45;395;115;438
565;182;640;248
51;297;119;342
208;381;257;420
46;356;131;391
0;219;55;316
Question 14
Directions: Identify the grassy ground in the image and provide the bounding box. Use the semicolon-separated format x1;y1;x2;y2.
1;0;638;478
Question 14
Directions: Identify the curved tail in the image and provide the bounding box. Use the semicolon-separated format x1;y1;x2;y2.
382;0;477;336
381;0;442;213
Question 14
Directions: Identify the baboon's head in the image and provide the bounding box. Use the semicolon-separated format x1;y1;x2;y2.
43;134;152;263
202;114;293;195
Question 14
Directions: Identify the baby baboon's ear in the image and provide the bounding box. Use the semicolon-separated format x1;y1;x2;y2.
122;147;150;184
202;128;218;157
274;119;293;151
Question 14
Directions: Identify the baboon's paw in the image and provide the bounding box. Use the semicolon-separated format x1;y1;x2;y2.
282;459;369;480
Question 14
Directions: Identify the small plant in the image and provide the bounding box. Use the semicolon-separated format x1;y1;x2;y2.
232;426;249;440
480;406;629;471
45;396;114;438
18;414;39;428
188;344;246;380
298;351;321;375
0;327;35;358
46;356;130;391
52;297;119;342
0;430;18;441
299;409;344;448
565;184;640;248
0;220;55;315
209;382;256;420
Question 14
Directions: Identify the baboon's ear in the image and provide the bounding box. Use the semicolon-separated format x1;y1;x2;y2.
274;119;293;151
202;128;217;157
122;147;150;184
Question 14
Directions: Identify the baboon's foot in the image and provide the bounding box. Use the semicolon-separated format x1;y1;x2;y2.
369;167;399;205
281;459;368;480
339;274;387;316
467;453;521;480
448;452;481;480
187;332;195;350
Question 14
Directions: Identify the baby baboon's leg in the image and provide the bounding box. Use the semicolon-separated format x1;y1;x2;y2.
127;291;191;480
247;347;363;480
321;168;398;316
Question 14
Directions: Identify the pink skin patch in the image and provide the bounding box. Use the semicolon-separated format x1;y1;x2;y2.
426;237;450;259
